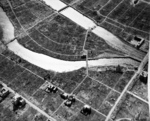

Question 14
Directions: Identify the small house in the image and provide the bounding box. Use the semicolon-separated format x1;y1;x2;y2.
80;105;91;116
139;71;148;84
12;94;26;111
0;87;9;102
130;36;145;48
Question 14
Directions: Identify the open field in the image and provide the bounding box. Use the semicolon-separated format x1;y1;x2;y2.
73;0;149;51
139;40;149;52
27;14;125;59
0;0;54;36
2;49;55;80
60;0;80;4
10;0;54;30
74;0;106;24
111;93;149;121
106;0;150;32
0;0;149;120
28;28;83;56
100;21;123;37
89;66;123;88
15;33;82;61
22;37;82;61
0;0;27;36
33;87;64;115
33;14;85;46
129;63;148;102
99;90;120;116
54;99;85;121
88;66;135;93
84;31;125;58
8;70;45;97
88;69;123;88
114;71;135;92
144;0;150;2
1;0;146;61
129;74;148;101
51;67;86;93
100;0;122;16
73;77;111;111
0;56;24;85
0;53;146;120
8;0;32;8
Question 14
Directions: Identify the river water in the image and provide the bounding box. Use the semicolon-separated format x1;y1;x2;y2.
0;2;140;72
41;0;66;11
0;7;14;44
8;39;139;72
41;0;145;60
61;7;96;30
60;7;145;60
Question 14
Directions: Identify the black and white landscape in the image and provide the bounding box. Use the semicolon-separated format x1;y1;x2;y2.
0;0;149;121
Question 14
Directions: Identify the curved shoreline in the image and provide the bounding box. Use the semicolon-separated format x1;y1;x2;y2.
7;39;139;72
0;7;14;44
60;7;145;60
0;6;140;73
38;0;146;60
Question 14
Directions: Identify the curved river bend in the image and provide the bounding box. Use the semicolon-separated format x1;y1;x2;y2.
0;3;140;73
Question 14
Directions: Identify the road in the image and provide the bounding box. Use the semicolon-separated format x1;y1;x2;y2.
105;52;149;121
1;1;149;119
0;81;56;121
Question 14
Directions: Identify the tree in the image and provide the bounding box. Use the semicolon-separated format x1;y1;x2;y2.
116;65;123;74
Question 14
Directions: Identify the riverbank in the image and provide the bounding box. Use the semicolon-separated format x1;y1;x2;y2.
60;7;145;60
41;0;66;11
7;39;140;72
0;5;140;73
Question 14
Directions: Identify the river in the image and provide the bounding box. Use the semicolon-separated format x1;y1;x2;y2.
37;0;146;60
0;7;14;44
41;0;67;11
0;3;140;73
8;39;139;72
60;7;145;60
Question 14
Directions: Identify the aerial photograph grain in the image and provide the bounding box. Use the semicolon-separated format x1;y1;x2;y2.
0;0;149;121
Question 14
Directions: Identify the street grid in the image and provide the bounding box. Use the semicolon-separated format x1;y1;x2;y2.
5;0;149;60
0;50;148;121
0;0;149;120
